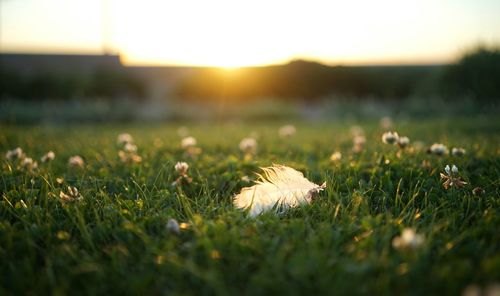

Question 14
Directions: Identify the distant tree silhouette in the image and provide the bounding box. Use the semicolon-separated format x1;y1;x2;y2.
441;46;500;101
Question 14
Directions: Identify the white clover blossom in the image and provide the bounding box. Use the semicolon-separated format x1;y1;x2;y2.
174;162;189;176
123;143;137;153
330;151;342;162
5;147;24;160
392;228;424;250
59;186;83;203
398;136;410;148
451;147;466;157
279;125;296;138
181;136;197;149
117;133;134;145
166;218;180;235
172;162;192;186
118;151;142;164
429;143;449;156
352;135;366;153
441;164;467;189
444;164;459;175
353;135;366;146
68;156;84;168
41;151;55;163
382;131;399;145
22;157;38;171
239;138;258;154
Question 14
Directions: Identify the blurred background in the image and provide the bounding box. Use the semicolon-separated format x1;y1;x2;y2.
1;0;499;123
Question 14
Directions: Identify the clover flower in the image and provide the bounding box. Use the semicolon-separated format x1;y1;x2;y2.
59;186;83;204
175;161;189;176
352;135;366;153
353;135;366;146
181;136;197;149
451;147;466;157
392;228;424;250
397;136;410;149
440;165;467;189
330;151;342;162
68;156;85;168
41;151;55;163
117;133;134;145
472;187;485;196
429;143;448;156
462;283;500;296
180;136;201;157
118;150;142;164
172;162;192;185
279;125;296;138
123;143;137;153
22;157;38;172
239;137;258;155
166;218;180;235
5;147;24;160
382;131;399;145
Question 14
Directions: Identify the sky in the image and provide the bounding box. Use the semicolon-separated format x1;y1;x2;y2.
1;0;500;67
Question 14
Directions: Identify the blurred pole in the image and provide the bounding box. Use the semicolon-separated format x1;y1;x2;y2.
0;0;4;52
101;0;113;55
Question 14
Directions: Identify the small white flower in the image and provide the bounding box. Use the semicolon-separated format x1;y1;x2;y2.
166;218;180;235
451;147;466;157
5;147;24;160
174;162;189;176
118;151;142;164
181;136;197;149
123;143;137;153
41;151;55;163
353;135;366;146
59;186;83;203
444;164;451;175
172;162;192;185
22;157;38;171
68;156;84;168
397;136;410;148
330;151;342;162
380;116;393;129
239;137;258;154
279;125;296;138
429;143;449;156
382;131;399;145
117;133;134;145
392;228;424;250
441;164;467;189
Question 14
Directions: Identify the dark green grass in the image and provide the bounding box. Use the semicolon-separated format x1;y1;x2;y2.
1;118;499;295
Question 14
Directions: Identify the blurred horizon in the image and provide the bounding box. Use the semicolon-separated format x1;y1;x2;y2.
1;0;500;67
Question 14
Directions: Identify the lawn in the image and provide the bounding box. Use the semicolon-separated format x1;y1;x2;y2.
1;117;499;295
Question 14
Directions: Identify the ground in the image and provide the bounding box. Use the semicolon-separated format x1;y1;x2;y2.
1;117;499;295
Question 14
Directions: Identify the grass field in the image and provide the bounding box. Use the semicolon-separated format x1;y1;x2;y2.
1;117;499;295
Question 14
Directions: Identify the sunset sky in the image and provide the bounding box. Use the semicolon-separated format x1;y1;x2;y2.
1;0;500;67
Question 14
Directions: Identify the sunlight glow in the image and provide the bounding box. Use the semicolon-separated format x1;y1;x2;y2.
1;0;500;67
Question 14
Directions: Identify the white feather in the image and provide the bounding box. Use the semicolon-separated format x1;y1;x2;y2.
234;165;326;217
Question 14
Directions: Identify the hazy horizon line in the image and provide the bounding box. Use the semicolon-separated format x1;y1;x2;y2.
0;48;453;68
